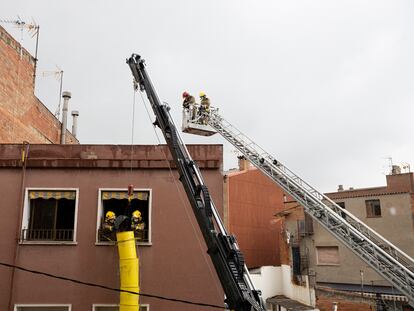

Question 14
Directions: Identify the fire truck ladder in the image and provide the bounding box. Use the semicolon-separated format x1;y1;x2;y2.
207;109;414;307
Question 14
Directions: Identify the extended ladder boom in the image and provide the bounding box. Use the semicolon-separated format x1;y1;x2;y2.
206;109;414;307
127;54;265;311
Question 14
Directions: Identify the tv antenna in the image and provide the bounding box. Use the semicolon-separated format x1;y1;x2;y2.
42;66;64;119
0;16;40;85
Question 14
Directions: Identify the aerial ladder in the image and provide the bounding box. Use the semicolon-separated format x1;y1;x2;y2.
185;106;414;307
127;54;266;311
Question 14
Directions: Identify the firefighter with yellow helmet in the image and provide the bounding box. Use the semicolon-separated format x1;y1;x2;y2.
131;210;146;240
101;211;117;241
103;211;116;232
199;92;211;125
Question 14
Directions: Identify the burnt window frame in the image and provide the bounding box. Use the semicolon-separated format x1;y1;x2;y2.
365;199;382;218
96;188;152;246
21;188;79;244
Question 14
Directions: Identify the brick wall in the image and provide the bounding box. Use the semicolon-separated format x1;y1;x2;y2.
316;288;374;311
226;168;284;267
0;26;78;144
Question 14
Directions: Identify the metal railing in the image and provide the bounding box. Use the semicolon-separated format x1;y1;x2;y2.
21;229;74;241
207;109;414;307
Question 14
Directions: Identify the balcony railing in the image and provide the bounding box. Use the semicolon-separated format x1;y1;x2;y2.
297;215;314;237
21;229;74;241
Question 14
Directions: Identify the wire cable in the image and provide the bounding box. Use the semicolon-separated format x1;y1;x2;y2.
0;261;227;310
130;84;136;174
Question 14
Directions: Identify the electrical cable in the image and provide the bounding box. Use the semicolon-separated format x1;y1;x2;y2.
0;261;227;310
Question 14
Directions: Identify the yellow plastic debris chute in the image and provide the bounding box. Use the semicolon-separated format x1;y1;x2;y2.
116;231;139;311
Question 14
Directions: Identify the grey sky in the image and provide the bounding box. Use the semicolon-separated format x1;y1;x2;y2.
2;0;414;192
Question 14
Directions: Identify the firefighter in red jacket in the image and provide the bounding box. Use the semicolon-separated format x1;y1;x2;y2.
182;91;197;120
182;91;196;109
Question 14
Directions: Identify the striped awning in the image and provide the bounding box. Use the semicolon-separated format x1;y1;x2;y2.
29;191;76;200
102;191;149;201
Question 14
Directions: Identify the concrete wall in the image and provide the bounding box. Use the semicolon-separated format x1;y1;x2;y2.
225;168;284;268
0;26;77;144
250;265;317;308
309;193;414;286
0;144;224;311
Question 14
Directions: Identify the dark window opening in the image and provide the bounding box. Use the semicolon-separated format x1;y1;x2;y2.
22;191;76;242
292;246;301;276
336;202;346;218
366;199;381;218
99;191;150;243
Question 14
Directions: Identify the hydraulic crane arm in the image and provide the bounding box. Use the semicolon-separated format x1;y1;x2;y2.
205;109;414;307
127;54;265;311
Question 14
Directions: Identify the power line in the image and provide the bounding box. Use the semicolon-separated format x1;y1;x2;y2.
0;261;226;310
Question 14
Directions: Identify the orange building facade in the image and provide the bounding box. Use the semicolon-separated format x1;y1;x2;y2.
224;158;285;268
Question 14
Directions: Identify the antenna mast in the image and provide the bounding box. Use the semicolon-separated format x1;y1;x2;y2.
0;17;40;85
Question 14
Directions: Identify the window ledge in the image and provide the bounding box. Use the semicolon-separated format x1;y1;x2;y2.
95;241;152;246
19;241;78;245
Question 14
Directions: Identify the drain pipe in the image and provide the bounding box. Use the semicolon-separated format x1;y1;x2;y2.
71;110;79;139
60;91;71;144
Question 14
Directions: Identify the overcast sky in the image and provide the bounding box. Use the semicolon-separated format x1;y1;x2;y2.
2;0;414;192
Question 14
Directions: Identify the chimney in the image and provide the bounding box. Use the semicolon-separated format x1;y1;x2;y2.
71;110;79;139
61;91;71;144
337;185;344;191
238;155;250;171
391;165;401;175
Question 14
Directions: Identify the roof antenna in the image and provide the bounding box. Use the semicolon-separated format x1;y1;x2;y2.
0;16;40;85
42;66;64;119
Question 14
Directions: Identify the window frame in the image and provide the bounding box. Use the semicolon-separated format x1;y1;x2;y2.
95;188;152;246
14;304;72;311
21;187;79;245
92;304;150;310
316;246;340;266
365;199;382;218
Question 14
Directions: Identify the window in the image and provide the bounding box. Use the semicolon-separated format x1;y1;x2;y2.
336;202;346;218
365;199;381;218
97;189;151;244
15;304;71;311
21;189;78;243
93;304;149;311
316;246;340;265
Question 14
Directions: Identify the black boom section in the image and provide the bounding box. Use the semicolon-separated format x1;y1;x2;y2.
127;54;265;311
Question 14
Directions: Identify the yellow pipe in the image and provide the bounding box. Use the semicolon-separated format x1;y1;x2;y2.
116;231;139;311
